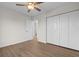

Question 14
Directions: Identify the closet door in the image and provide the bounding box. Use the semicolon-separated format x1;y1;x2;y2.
59;14;69;47
69;11;79;50
47;16;60;45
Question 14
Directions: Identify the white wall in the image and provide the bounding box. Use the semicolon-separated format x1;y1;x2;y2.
0;7;33;48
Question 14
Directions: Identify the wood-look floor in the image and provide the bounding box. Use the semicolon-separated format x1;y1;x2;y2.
0;40;79;57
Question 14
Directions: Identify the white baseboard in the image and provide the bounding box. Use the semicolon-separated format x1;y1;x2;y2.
37;39;46;44
0;39;32;48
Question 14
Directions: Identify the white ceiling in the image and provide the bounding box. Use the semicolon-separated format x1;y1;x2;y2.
0;2;79;16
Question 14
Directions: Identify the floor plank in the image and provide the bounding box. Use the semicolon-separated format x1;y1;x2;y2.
0;40;79;57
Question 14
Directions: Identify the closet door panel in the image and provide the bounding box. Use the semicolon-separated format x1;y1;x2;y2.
59;14;69;47
47;16;60;45
69;11;79;50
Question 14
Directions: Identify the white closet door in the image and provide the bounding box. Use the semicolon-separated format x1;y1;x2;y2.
47;16;60;45
59;14;69;47
69;11;79;50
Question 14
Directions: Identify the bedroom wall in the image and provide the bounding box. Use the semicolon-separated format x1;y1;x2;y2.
0;7;33;48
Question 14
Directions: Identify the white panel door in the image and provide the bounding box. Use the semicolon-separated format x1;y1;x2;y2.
59;14;69;47
69;11;79;50
47;16;60;45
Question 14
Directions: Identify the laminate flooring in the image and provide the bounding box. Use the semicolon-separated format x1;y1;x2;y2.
0;40;79;57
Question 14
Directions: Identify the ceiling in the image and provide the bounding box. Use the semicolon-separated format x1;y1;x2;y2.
0;2;79;16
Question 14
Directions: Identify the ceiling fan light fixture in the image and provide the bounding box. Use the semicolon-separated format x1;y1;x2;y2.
27;5;34;10
28;2;32;5
16;2;43;12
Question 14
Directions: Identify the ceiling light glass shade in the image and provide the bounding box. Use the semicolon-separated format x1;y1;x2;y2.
27;5;34;10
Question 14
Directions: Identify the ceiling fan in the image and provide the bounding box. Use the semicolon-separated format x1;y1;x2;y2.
16;2;43;13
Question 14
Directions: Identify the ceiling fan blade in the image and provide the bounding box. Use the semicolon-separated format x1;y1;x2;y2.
28;9;31;13
36;2;44;4
34;7;41;12
16;4;25;6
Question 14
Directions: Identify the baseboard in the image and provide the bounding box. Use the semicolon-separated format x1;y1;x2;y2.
0;39;32;48
38;40;46;43
38;40;79;52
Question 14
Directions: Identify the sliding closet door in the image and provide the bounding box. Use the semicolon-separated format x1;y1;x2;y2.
47;16;60;45
69;11;79;50
47;11;79;50
59;14;69;47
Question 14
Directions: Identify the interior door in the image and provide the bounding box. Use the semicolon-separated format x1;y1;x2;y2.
47;16;60;45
